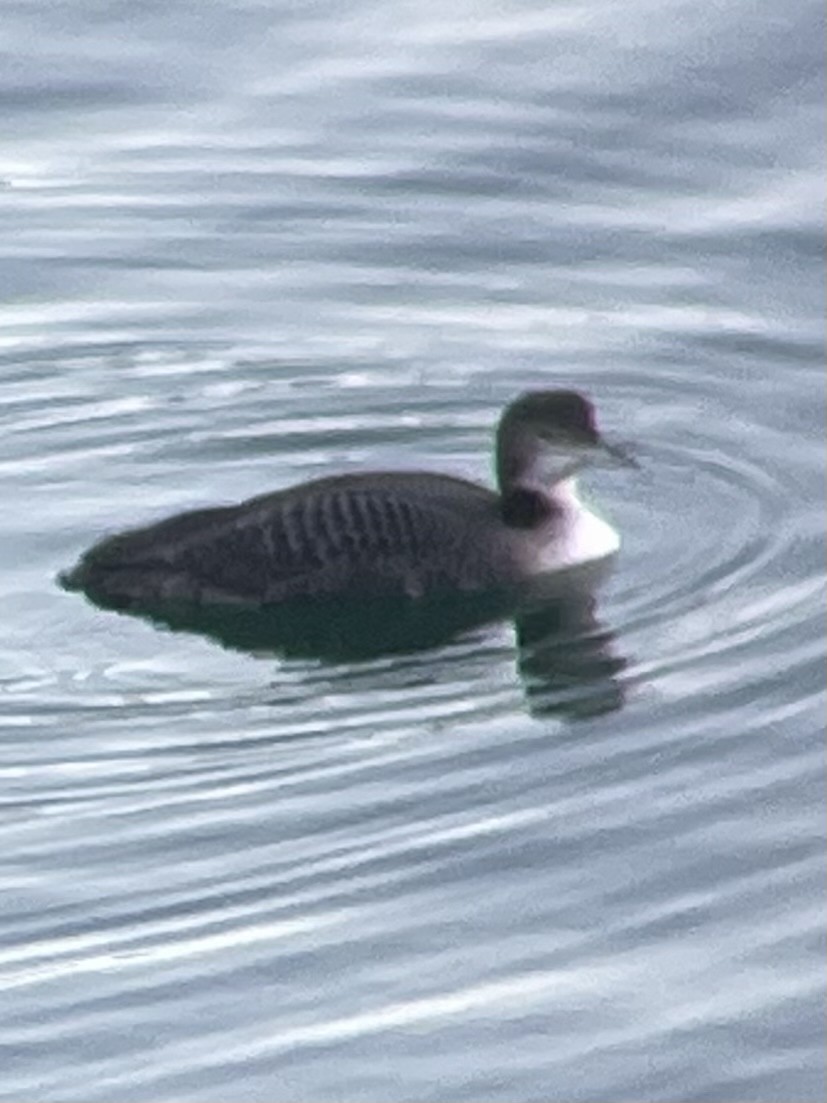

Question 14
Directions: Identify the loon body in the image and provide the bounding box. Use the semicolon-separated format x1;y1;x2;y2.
61;390;629;608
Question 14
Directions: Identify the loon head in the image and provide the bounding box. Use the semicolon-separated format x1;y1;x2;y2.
495;389;634;494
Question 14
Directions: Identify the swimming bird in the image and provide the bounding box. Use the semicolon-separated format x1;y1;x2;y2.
60;390;633;608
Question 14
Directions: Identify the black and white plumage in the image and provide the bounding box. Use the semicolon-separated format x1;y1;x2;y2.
61;390;629;608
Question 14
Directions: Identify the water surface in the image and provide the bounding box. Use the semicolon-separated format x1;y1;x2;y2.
1;0;824;1100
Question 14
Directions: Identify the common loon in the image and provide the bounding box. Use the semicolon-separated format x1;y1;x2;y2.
60;390;633;608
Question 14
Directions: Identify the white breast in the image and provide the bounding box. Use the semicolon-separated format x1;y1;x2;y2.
527;478;620;574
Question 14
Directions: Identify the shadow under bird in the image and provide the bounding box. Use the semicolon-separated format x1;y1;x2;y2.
60;390;635;611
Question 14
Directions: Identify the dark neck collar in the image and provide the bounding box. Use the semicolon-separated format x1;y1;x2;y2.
500;486;555;529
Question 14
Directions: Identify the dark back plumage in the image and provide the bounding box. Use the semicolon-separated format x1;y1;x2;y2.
63;472;503;604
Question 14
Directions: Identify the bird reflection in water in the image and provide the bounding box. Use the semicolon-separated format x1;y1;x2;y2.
514;568;627;719
79;558;626;720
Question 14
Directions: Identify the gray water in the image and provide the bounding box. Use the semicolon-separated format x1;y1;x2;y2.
1;1;824;1100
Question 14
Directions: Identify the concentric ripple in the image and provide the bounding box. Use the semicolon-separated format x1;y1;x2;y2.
595;376;824;725
2;342;823;1102
1;0;824;1094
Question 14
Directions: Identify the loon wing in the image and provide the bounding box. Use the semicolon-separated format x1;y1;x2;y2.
63;472;500;605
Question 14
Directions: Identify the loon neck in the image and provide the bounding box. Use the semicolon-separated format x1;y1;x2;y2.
545;476;581;509
500;476;581;529
495;434;582;495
